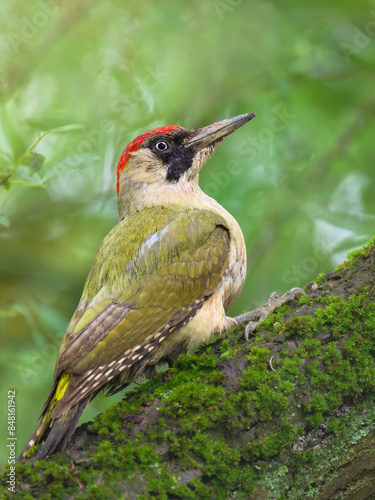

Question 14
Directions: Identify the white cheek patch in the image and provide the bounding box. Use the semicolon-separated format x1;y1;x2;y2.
127;150;166;183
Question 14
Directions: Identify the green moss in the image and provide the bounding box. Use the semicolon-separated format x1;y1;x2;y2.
335;235;375;271
2;243;375;499
289;400;375;498
297;293;312;305
159;379;226;420
256;303;292;331
315;272;327;285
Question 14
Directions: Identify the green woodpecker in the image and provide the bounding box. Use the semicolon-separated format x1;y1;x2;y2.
20;112;302;463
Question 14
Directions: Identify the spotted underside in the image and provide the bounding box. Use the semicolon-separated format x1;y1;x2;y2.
43;206;230;419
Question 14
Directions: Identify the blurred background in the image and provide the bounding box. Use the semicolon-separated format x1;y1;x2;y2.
1;0;374;467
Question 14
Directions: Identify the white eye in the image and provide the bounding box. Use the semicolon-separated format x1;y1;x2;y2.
155;141;169;151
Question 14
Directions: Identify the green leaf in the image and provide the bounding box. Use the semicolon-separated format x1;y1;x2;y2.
28;152;45;170
0;214;10;227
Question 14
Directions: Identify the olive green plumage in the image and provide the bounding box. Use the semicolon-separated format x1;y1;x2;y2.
19;206;230;461
57;206;229;409
60;207;228;369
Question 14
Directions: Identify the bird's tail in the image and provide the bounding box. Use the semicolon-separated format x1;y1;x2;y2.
18;372;90;463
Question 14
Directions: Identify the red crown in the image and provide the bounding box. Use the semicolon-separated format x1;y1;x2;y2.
116;125;179;194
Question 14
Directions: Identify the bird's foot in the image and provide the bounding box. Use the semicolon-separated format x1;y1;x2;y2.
232;287;305;341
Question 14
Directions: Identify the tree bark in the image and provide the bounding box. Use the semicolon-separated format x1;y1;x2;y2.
1;239;375;499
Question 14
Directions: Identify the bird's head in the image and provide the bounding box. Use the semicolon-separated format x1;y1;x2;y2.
116;112;255;218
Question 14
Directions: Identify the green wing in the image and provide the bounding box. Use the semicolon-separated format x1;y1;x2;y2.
52;206;229;417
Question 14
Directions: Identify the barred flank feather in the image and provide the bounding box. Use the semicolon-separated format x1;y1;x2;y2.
18;373;90;463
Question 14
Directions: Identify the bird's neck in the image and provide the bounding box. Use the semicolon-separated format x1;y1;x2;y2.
117;176;229;222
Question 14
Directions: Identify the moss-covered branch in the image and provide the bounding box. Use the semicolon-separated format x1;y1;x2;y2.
2;238;375;499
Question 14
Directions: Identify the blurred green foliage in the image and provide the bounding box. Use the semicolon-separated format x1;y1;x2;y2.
0;0;374;467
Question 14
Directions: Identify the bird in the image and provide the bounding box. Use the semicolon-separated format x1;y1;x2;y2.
18;112;303;462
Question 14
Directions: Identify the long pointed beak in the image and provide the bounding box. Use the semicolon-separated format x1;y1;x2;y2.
185;112;256;148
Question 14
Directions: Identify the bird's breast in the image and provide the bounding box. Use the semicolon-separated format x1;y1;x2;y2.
199;196;247;312
222;211;246;311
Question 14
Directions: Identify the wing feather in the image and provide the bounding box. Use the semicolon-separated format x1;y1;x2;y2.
53;207;229;416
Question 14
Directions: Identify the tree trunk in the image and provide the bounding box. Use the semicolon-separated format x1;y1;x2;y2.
2;239;375;499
